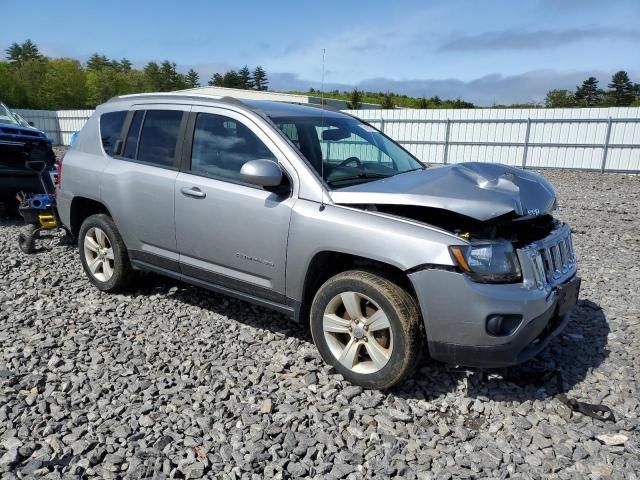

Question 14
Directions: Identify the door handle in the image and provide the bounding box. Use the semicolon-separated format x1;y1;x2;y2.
181;187;206;199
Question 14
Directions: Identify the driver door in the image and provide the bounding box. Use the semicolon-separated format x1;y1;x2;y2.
175;106;295;302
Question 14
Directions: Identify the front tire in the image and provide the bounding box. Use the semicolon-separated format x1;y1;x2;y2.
310;270;422;389
78;214;132;292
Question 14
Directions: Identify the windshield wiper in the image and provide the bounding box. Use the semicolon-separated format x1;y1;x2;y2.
328;172;390;186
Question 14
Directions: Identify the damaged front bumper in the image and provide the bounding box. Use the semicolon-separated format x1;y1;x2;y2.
408;222;580;368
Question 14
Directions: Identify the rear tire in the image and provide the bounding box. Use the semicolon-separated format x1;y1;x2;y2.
78;214;132;292
310;270;422;389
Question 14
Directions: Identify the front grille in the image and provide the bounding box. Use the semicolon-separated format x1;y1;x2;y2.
519;223;576;289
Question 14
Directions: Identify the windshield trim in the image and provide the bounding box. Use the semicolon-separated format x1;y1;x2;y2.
0;103;20;126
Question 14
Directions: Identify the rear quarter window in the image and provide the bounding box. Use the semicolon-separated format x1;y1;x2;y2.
100;111;127;156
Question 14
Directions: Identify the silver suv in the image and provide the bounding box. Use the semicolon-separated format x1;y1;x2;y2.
57;93;580;389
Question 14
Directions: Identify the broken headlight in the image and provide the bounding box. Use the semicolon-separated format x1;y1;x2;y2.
449;241;522;283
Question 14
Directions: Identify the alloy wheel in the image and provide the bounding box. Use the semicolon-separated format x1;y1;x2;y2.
322;291;393;374
83;227;115;282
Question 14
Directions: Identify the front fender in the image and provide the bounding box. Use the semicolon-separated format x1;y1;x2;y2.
285;200;464;301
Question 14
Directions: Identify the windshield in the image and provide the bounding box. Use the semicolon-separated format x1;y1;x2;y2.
273;115;424;189
0;103;19;125
13;112;31;127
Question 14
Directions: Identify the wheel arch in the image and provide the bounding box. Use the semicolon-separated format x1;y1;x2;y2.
69;196;112;239
297;250;418;326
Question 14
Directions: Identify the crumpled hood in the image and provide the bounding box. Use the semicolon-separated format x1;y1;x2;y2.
330;162;557;221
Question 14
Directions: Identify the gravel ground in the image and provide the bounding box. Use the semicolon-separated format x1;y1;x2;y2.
1;168;639;479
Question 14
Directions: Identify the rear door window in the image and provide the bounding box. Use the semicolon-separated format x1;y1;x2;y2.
136;110;184;167
100;111;127;156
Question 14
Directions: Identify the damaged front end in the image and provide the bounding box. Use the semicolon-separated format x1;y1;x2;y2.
331;162;575;290
348;204;565;286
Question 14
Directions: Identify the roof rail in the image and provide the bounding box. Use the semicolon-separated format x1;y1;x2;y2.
106;92;233;104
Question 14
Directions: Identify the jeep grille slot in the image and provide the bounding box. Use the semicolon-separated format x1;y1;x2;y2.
520;223;576;289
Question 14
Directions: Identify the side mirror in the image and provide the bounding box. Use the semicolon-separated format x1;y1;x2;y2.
240;159;283;188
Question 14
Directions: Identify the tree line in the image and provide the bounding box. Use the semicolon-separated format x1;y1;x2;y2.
544;72;640;108
308;88;475;109
208;66;268;90
0;39;269;109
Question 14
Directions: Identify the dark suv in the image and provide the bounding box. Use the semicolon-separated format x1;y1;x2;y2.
0;102;56;204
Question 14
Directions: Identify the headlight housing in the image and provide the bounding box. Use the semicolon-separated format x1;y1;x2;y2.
449;241;522;283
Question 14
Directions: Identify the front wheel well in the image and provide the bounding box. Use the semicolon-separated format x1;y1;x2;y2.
69;197;111;239
299;251;417;325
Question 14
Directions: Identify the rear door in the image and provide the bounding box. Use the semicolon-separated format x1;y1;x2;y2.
174;106;295;302
101;105;189;272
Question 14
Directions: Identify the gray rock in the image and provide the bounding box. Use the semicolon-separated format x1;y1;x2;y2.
181;461;206;479
1;170;639;479
139;415;155;427
330;463;356;478
341;385;363;400
260;399;273;414
0;448;19;467
595;433;628;446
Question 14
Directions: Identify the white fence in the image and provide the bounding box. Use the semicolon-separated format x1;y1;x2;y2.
345;107;640;172
15;106;640;172
14;109;93;147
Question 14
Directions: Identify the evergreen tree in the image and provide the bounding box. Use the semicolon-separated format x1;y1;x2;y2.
86;54;111;71
574;77;603;106
5;39;43;66
186;69;200;88
238;66;253;89
223;70;243;88
208;73;224;86
143;62;162;90
607;70;635;106
119;58;132;72
417;97;429;109
252;66;268;91
159;61;186;90
380;93;395;109
347;89;362;110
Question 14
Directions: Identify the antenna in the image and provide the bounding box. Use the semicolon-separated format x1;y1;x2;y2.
320;48;326;211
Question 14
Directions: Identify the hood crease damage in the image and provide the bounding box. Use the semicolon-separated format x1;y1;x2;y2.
331;162;557;224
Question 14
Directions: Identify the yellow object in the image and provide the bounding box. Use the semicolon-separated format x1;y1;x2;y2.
38;214;57;229
449;246;471;272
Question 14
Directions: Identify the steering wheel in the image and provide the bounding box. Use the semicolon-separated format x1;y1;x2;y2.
338;157;361;167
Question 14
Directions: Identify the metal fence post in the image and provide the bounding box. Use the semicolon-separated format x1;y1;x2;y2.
600;117;613;173
443;119;451;165
521;118;531;169
377;119;385;162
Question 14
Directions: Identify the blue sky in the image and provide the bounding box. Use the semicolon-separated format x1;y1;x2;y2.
2;0;639;104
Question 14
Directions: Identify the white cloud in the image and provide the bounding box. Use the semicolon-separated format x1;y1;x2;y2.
438;27;640;52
